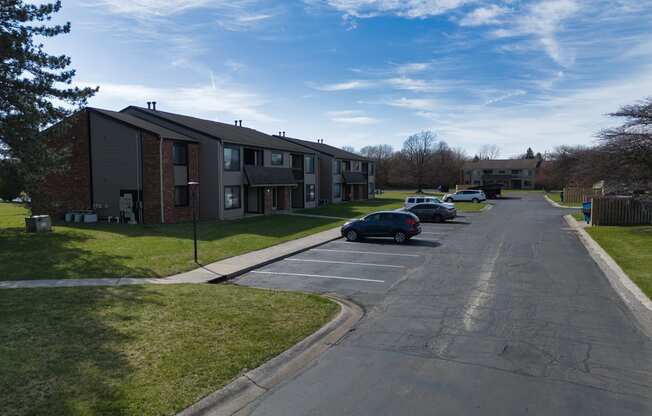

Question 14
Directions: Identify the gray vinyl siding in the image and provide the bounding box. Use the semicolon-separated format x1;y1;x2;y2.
121;108;221;220
89;112;142;218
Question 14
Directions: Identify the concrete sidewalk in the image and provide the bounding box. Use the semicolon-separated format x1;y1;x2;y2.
0;227;342;289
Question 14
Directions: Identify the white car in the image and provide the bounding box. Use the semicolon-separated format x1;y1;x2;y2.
404;196;455;210
443;190;486;203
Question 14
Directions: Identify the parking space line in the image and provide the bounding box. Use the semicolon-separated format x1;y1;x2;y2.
250;271;385;283
312;248;420;257
286;258;404;268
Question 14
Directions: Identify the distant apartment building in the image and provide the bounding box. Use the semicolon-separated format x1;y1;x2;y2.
34;105;321;223
461;159;542;189
273;135;375;204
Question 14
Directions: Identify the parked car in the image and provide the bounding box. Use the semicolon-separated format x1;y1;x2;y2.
341;211;421;244
474;184;503;199
404;203;456;223
404;196;455;209
443;190;486;203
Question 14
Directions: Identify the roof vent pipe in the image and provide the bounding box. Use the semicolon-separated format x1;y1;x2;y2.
235;120;238;126
282;131;285;137
147;101;151;110
239;120;242;127
152;101;157;111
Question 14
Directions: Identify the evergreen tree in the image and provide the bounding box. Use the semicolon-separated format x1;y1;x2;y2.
1;1;97;193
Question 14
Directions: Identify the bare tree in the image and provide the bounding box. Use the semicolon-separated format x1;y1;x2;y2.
598;97;652;178
476;144;500;160
341;145;357;154
401;130;437;192
360;144;394;187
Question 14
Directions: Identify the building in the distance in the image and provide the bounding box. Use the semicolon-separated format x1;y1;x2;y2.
461;159;542;189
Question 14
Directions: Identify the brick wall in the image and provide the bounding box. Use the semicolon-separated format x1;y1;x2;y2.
142;139;200;224
278;187;291;210
31;110;92;218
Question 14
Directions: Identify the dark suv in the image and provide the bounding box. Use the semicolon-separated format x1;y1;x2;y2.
341;211;421;244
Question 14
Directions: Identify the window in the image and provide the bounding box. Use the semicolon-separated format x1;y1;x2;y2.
305;155;315;174
369;163;374;175
524;180;532;187
368;182;375;195
416;198;425;203
365;213;381;223
407;198;415;203
483;169;493;174
173;143;188;165
335;160;342;174
512;169;522;174
224;186;241;209
306;184;316;201
224;146;240;171
334;183;342;198
271;151;284;166
498;170;506;174
352;161;361;171
175;186;189;207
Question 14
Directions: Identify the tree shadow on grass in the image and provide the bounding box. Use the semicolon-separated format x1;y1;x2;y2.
0;285;161;416
0;226;154;281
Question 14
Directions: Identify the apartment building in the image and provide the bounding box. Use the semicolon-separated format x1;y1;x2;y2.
34;105;319;223
461;159;542;189
274;135;375;204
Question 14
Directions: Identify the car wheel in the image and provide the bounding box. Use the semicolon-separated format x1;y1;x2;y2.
394;231;407;244
433;214;443;223
472;198;479;203
445;197;453;202
346;229;358;242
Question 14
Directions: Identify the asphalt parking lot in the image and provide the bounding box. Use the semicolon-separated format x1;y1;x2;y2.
235;218;472;305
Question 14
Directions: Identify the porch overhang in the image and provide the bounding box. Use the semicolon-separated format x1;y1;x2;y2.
244;166;298;188
342;171;367;185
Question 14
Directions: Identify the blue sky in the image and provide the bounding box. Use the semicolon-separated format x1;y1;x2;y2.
44;0;652;157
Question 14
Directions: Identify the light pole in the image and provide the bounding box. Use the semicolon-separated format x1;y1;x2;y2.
188;181;199;263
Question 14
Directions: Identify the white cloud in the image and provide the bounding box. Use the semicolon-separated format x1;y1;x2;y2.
321;0;470;19
327;110;380;124
483;89;527;105
385;97;438;111
459;5;508;27
490;0;579;66
84;80;278;123
308;80;374;91
95;0;229;17
384;77;443;93
395;62;431;74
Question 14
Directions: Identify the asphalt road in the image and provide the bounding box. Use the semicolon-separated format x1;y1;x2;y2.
235;193;652;415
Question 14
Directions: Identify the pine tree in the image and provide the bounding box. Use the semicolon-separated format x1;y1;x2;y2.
0;1;97;193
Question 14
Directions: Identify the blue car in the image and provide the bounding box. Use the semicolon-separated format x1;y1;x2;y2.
341;211;421;244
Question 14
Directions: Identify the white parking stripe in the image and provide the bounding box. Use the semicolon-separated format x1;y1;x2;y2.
286;258;404;268
250;271;385;283
312;248;420;257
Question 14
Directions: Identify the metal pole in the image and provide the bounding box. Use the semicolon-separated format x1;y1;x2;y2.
193;187;198;263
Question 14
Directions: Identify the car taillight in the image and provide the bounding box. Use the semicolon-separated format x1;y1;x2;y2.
406;217;417;226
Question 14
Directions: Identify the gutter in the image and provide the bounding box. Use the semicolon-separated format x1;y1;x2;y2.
160;137;165;223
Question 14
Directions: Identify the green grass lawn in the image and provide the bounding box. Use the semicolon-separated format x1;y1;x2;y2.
0;203;343;280
296;191;486;218
586;226;652;300
572;210;586;222
0;284;338;416
545;192;583;208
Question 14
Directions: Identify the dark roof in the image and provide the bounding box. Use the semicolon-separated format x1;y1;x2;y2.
342;171;367;184
90;108;197;142
463;159;541;170
276;136;370;161
122;106;314;154
243;166;297;187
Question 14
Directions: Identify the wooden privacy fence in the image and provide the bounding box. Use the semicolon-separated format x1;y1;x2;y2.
562;186;601;204
591;197;652;226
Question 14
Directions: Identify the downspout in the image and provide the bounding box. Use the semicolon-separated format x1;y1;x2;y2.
160;137;165;223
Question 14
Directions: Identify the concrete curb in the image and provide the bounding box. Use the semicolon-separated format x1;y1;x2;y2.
564;215;652;339
207;234;343;284
176;295;363;416
545;194;580;209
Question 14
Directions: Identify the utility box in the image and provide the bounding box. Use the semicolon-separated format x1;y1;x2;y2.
25;215;52;233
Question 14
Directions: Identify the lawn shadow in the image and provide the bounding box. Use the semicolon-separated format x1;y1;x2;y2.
0;285;161;415
0;226;154;281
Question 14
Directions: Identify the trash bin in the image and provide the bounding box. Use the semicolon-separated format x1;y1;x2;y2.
582;201;592;224
25;215;52;232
